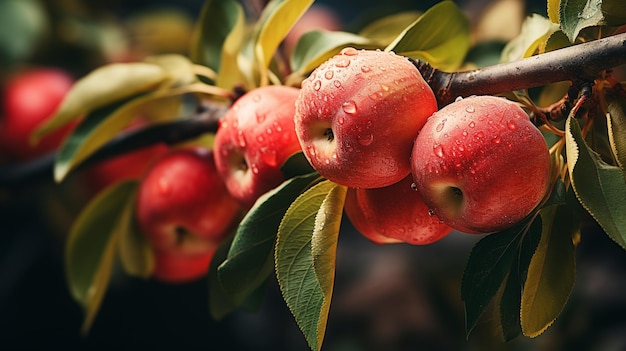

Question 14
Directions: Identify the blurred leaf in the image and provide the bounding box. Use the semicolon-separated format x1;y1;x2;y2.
0;0;47;67
191;0;242;73
606;95;626;177
117;189;154;279
521;204;577;337
65;181;137;333
565;116;626;248
218;172;322;306
501;14;560;63
461;216;540;337
209;235;238;320
33;62;166;142
560;0;605;42
289;30;375;79
275;180;346;351
145;54;198;87
602;0;626;26
281;152;317;179
254;0;314;85
214;2;249;91
54;82;221;182
385;1;470;71
358;11;421;46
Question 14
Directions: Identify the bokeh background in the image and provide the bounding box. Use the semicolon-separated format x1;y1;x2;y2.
2;1;626;350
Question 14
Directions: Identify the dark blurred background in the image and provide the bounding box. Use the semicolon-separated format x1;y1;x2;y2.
2;1;626;350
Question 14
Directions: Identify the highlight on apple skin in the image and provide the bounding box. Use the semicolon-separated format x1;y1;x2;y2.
213;85;302;209
136;147;242;283
411;95;552;234
344;175;453;245
294;47;438;189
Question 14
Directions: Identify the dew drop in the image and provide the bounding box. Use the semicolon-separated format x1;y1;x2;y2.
462;130;468;137
338;117;346;125
273;121;283;132
492;135;501;144
428;209;435;216
465;106;475;113
341;47;358;56
357;133;374;146
333;80;342;88
252;94;261;102
313;80;321;91
455;96;464;102
324;70;334;80
381;84;390;92
251;164;260;174
266;128;273;135
468;121;475;128
410;182;418;191
256;135;265;143
433;144;444;157
458;144;465;152
342;100;358;115
256;113;266;123
335;57;351;68
507;120;518;130
436;121;445;132
474;131;484;139
261;149;278;167
361;65;371;73
236;130;246;147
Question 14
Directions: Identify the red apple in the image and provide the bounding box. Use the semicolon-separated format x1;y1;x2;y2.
136;147;242;283
213;85;302;208
283;4;342;56
0;68;75;160
294;47;438;189
411;95;551;234
152;248;217;284
344;175;453;245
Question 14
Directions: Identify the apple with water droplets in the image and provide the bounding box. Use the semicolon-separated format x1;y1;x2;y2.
294;47;438;189
136;147;242;283
411;95;551;234
213;85;302;208
344;175;453;245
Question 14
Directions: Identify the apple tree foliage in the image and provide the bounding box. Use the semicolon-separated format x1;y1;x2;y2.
29;0;626;349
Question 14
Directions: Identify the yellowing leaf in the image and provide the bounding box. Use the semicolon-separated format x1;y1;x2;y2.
117;190;154;279
521;204;577;337
275;180;345;351
548;0;561;23
500;14;560;63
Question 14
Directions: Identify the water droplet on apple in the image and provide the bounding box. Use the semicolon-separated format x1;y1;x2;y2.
436;121;445;132
273;121;283;132
333;80;342;88
256;135;265;143
357;133;374;146
324;70;334;80
253;94;261;102
378;65;387;71
236;130;246;147
455;96;464;102
251;164;260;174
458;144;465;152
341;47;358;56
507;120;518;130
410;182;418;191
428;209;435;216
381;84;390;92
361;65;371;73
313;80;321;91
261;149;277;167
474;131;484;139
468;121;475;128
335;57;351;68
433;144;444;157
462;130;468;137
342;100;357;115
465;106;475;113
256;113;266;123
493;135;501;144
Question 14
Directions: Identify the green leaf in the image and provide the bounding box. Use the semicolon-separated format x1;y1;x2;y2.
190;0;242;73
144;54;198;88
32;62;166;142
500;14;560;63
117;189;154;279
385;1;470;71
289;30;375;80
461;217;539;337
209;235;238;320
0;0;47;67
214;2;248;91
521;204;578;337
65;180;138;333
281;152;317;179
217;172;322;306
606;95;626;177
566;116;626;248
358;11;422;46
559;0;605;42
254;0;314;85
275;180;346;351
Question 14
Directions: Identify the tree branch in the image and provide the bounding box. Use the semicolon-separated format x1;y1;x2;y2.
414;32;626;107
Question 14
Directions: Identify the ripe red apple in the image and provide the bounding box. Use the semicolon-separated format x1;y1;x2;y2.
0;68;75;160
152;248;217;284
136;147;242;283
411;95;551;234
294;47;438;189
213;85;302;208
344;175;453;245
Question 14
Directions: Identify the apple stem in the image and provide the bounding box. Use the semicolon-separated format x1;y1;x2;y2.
414;32;626;107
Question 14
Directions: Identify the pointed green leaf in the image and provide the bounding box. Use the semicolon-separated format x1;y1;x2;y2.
566;116;626;248
218;172;322;306
521;204;578;337
255;0;314;84
606;95;626;177
385;1;470;71
560;0;605;42
275;180;345;351
65;180;137;333
117;188;154;279
32;62;166;142
461;216;539;337
144;54;197;88
214;2;249;91
288;30;375;80
190;0;242;73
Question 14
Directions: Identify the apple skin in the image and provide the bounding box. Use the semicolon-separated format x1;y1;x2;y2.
152;248;217;284
294;47;438;189
213;85;302;208
344;175;453;245
136;147;242;282
411;95;551;234
0;68;75;160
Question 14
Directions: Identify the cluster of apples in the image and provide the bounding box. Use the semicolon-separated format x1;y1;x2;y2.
295;47;552;242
